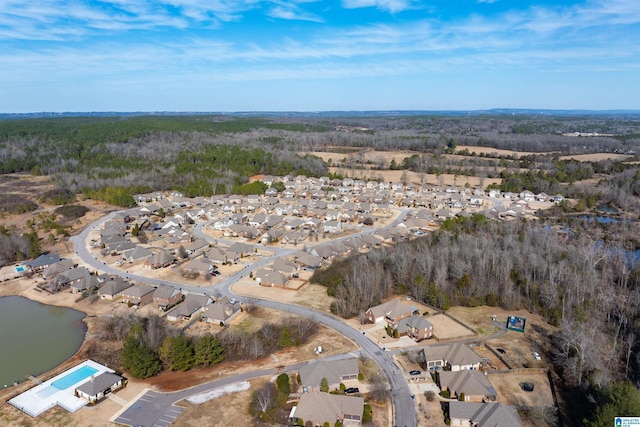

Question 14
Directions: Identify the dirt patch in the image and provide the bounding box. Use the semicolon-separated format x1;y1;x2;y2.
173;380;255;427
454;146;543;158
327;167;501;188
489;371;555;408
428;314;475;341
0;173;114;256
231;278;335;314
558;153;632;162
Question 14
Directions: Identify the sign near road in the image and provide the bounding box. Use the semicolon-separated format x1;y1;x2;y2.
506;316;527;333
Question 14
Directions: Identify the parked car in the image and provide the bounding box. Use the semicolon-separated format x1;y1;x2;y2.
533;352;541;361
409;370;421;376
344;387;359;395
496;348;506;354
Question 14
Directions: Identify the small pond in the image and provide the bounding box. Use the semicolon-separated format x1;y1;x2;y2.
0;296;87;388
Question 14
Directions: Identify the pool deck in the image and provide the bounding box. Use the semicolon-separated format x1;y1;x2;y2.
8;360;114;417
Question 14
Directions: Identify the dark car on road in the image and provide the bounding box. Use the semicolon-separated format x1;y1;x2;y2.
409;370;421;376
344;387;359;395
496;348;506;354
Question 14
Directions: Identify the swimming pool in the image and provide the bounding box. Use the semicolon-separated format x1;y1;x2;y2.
52;365;98;390
15;266;24;273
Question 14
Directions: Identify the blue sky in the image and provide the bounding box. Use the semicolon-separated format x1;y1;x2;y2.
1;0;639;112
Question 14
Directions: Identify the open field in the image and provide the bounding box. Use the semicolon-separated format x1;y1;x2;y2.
428;313;475;341
558;153;633;162
307;150;503;187
173;380;254;427
489;371;556;408
454;146;543;158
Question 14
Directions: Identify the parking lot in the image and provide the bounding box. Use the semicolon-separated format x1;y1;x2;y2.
113;390;185;427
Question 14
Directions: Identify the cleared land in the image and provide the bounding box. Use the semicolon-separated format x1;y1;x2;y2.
489;371;556;408
428;314;475;341
558;153;633;162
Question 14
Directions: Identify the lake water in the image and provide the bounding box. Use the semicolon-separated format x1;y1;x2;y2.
0;296;87;388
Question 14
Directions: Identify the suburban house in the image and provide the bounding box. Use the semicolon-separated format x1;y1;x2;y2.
294;252;322;269
105;240;137;254
299;358;359;392
70;275;100;294
271;259;299;277
181;258;214;276
228;242;254;257
438;370;497;402
25;253;62;272
254;269;289;287
365;299;419;324
166;293;212;321
97;277;132;300
152;285;183;310
448;401;523;427
53;266;91;289
204;247;228;264
184;238;209;256
391;315;434;341
41;259;75;280
75;372;125;405
310;246;336;260
145;250;176;269
419;342;484;372
201;297;241;325
323;220;342;234
122;246;153;263
120;284;156;306
291;392;364;427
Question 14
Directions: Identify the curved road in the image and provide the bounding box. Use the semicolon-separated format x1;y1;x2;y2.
70;208;416;427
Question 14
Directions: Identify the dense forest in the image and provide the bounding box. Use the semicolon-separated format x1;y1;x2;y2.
311;216;640;424
1;115;639;206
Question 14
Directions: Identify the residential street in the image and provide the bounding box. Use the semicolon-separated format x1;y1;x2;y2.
70;208;417;427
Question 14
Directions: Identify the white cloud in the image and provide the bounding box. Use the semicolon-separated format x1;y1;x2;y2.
341;0;420;14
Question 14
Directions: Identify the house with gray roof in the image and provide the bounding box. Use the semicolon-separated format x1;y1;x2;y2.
438;370;497;402
181;258;214;276
294;252;322;269
166;293;212;321
272;259;299;277
41;259;74;280
254;269;288;287
145;250;176;269
204;247;228;264
153;285;183;310
449;401;523;427
106;241;136;254
53;266;91;290
120;284;156;306
365;299;418;324
419;342;484;372
25;253;61;272
228;242;253;257
392;315;434;341
98;277;132;300
75;372;124;405
201;297;241;325
70;275;100;294
291;392;364;427
185;238;209;256
299;358;359;392
122;246;153;263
